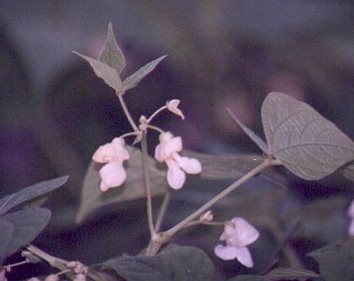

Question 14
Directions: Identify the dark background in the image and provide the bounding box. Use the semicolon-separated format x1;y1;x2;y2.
0;1;353;280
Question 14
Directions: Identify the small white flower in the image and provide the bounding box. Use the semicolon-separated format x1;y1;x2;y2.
92;138;130;191
214;217;259;268
155;132;201;189
200;210;214;223
167;99;185;120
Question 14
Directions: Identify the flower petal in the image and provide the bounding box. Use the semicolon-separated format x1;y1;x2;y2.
214;244;239;260
166;159;186;189
228;217;259;246
111;138;130;160
99;162;126;191
167;99;185;120
348;200;354;218
92;143;116;163
234;246;254;268
349;219;354;236
174;155;202;174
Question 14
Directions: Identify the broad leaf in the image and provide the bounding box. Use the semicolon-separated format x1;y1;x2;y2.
308;240;354;281
99;22;126;74
1;208;51;260
103;246;213;281
122;55;167;92
265;267;319;280
0;175;68;216
74;52;122;91
0;218;14;263
76;146;167;223
262;92;354;180
227;108;268;154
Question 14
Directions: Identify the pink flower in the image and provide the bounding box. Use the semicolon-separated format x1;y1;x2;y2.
167;99;185;120
214;217;259;268
92;138;130;191
155;132;201;189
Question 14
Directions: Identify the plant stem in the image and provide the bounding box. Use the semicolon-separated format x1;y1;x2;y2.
140;131;156;240
117;92;139;132
155;191;171;232
162;158;278;241
27;245;68;272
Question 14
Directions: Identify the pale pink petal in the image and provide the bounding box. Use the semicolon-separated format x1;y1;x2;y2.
233;246;254;268
348;200;354;218
167;99;185;120
111;138;130;160
174;155;202;174
92;143;116;163
166;159;186;189
214;244;239;260
164;136;182;155
99;162;126;191
228;217;259;246
349;219;354;236
154;144;165;162
220;222;235;241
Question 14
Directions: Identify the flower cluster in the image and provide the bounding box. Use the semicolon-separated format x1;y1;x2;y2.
214;217;259;268
155;132;202;189
92;137;130;192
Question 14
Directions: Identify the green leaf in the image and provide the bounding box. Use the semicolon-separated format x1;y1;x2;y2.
76;146;167;223
265;267;320;280
103;246;214;281
227;108;268;154
0;218;14;263
1;208;51;260
261;92;354;180
122;55;167;92
308;240;354;281
74;51;123;91
228;275;268;281
99;22;126;74
283;196;347;243
0;175;68;216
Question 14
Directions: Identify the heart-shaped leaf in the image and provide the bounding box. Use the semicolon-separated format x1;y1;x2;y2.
102;246;213;281
76;146;167;223
308;239;354;281
1;207;51;260
0;218;14;263
261;92;354;180
99;23;126;74
0;175;68;216
74;52;123;92
122;55;167;92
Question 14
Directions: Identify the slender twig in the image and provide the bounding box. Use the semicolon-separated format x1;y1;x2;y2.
27;245;68;272
117;92;139;132
147;105;167;123
155;191;171;232
140;131;156;239
162;158;280;242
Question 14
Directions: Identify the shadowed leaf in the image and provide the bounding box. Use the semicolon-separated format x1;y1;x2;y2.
0;218;13;263
103;246;213;281
262;92;354;180
1;208;51;259
99;22;126;74
308;240;354;281
265;267;319;280
122;55;167;92
0;176;68;216
74;52;122;91
76;146;167;223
